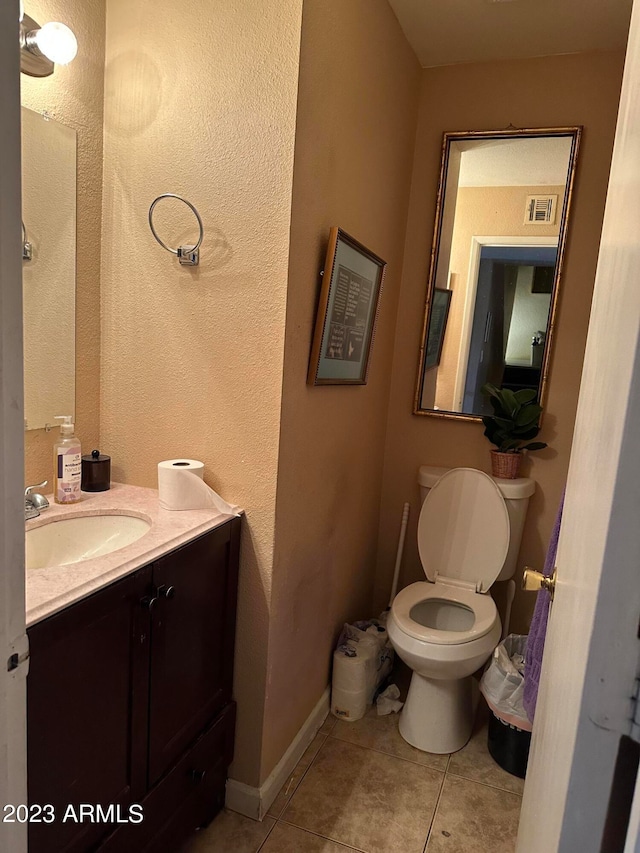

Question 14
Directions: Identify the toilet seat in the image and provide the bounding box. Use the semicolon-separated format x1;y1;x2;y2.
418;467;510;593
392;581;498;645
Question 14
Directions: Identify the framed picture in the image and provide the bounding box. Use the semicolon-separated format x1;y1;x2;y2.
307;227;386;385
424;288;452;370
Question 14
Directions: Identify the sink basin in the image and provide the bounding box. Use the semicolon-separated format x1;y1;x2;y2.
26;514;151;570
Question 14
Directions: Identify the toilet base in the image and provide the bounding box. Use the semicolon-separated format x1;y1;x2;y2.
399;672;477;754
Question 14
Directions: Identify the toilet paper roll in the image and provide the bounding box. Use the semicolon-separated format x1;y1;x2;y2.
332;649;369;693
157;459;241;515
331;685;367;722
366;624;389;647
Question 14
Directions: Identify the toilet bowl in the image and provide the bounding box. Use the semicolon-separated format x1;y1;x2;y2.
388;466;534;754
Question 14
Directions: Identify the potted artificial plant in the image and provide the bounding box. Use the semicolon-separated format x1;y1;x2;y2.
480;383;547;479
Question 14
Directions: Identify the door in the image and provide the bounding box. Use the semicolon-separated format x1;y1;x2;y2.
0;2;28;852
517;3;640;851
27;567;152;853
459;243;558;414
463;257;506;413
147;520;240;786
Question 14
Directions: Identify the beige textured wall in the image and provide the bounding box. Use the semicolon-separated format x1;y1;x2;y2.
432;183;564;411
262;0;420;780
21;0;104;487
376;51;625;635
100;0;303;787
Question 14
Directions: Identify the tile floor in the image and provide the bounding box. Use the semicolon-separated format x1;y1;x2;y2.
182;699;523;853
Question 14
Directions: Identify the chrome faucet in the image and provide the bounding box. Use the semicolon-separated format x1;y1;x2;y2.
25;481;49;520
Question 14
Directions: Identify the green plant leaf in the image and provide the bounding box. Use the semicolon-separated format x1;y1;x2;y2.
483;423;502;448
513;425;541;440
494;416;515;430
514;388;537;405
481;383;501;400
522;441;548;451
481;384;549;454
500;388;519;417
515;406;541;427
490;397;505;416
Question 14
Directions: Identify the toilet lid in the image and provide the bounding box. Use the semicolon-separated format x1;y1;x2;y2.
417;468;510;593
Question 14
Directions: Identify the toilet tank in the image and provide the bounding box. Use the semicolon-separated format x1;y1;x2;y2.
417;465;535;582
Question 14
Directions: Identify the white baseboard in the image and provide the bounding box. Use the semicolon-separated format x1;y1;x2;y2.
225;685;331;820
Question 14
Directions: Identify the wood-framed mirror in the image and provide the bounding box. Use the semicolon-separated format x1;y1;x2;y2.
414;127;581;420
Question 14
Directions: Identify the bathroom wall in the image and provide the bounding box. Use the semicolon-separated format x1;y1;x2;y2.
100;0;303;786
20;0;625;797
505;266;552;364
376;50;626;634
21;0;104;487
261;0;421;780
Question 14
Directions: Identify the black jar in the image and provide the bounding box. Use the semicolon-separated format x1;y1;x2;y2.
81;449;111;492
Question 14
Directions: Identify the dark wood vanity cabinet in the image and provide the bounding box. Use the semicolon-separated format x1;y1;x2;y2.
27;567;152;853
148;523;237;787
27;518;240;853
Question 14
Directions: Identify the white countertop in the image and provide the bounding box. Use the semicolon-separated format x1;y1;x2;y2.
25;483;240;627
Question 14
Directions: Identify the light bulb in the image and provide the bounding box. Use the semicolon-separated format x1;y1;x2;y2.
34;22;77;65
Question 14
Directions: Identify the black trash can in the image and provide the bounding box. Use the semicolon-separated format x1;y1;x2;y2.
487;711;531;779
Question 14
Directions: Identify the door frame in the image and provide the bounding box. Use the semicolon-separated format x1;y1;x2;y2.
516;0;640;848
0;1;28;851
453;235;558;411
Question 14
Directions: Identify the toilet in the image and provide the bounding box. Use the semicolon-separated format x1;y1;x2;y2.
387;466;534;754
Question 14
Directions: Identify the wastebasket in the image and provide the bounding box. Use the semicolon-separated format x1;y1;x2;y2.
480;634;532;779
487;712;531;779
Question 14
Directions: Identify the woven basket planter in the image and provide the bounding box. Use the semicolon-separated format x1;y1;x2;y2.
490;450;522;480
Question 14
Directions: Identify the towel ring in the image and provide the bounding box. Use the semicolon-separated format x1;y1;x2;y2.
22;220;32;261
148;194;204;266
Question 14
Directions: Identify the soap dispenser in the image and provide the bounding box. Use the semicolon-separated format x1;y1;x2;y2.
53;415;81;504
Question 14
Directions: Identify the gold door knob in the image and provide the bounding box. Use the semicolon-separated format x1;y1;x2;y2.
522;567;557;600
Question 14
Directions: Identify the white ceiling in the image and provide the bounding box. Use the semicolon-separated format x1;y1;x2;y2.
456;136;574;186
387;0;633;68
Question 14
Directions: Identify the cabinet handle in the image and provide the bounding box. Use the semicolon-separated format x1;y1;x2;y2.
190;769;206;784
158;585;176;599
141;595;159;611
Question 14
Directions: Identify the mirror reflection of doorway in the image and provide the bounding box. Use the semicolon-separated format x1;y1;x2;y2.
461;245;557;415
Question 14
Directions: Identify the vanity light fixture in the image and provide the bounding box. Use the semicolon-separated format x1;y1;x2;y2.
20;12;78;78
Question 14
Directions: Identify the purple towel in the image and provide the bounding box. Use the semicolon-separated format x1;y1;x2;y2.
523;490;565;722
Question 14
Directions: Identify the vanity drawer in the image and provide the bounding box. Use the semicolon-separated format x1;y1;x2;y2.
99;701;235;853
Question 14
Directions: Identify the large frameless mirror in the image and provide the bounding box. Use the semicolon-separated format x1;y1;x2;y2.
414;127;581;420
22;107;77;430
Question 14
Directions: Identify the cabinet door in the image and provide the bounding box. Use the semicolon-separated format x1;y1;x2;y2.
27;566;152;853
148;519;240;786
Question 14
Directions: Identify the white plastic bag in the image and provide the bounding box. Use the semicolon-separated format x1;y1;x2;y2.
479;634;532;732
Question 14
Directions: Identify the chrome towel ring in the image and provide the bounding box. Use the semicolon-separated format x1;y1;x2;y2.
148;194;204;266
22;220;32;261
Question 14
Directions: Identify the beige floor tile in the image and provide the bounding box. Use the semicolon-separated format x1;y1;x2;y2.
447;706;524;795
426;776;521;853
180;809;275;853
331;707;449;771
262;822;363;852
283;737;444;853
319;714;338;735
267;734;327;818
